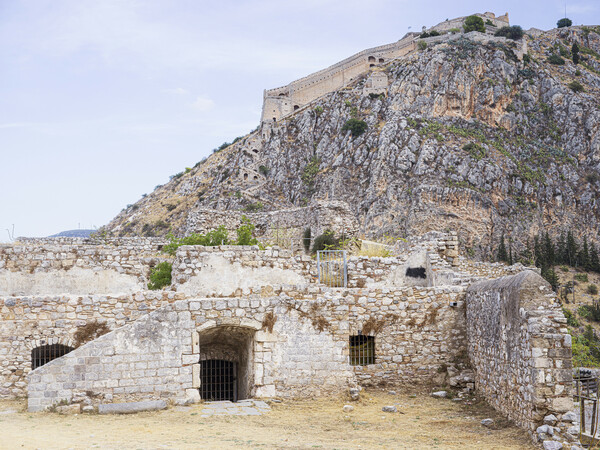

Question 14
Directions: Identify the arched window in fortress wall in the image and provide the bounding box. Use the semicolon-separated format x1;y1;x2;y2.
368;56;376;62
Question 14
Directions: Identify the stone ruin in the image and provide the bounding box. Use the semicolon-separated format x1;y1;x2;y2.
0;230;581;447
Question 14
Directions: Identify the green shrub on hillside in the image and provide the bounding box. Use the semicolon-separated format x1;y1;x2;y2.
548;54;565;65
589;284;599;295
494;25;524;40
342;118;368;137
568;81;584;92
576;273;589;282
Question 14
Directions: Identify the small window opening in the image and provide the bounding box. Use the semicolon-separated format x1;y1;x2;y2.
349;335;375;366
368;56;376;62
379;58;384;63
279;93;286;96
243;173;248;180
200;359;237;401
31;344;74;370
369;64;375;68
405;267;426;279
294;105;300;111
252;149;258;154
253;175;258;180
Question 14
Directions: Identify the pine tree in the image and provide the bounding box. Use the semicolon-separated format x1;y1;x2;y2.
497;233;508;262
542;266;560;291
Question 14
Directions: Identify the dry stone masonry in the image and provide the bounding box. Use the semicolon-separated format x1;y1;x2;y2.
0;230;578;448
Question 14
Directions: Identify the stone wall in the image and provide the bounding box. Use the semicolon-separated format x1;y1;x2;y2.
466;271;573;437
0;241;167;296
26;284;467;411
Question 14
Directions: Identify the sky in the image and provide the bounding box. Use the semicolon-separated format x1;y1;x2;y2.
1;0;599;240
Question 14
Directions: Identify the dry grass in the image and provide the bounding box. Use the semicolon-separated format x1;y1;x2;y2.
0;390;534;449
73;321;110;348
261;312;277;333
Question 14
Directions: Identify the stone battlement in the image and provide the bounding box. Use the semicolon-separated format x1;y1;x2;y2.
260;12;510;124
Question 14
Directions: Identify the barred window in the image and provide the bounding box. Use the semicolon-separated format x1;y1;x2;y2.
349;335;375;366
31;344;74;370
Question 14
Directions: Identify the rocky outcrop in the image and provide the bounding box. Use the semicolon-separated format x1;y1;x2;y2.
103;26;600;257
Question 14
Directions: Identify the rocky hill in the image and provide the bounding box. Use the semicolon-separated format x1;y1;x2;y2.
103;25;600;259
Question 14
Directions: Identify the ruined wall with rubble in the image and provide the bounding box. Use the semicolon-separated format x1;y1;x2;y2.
184;200;360;246
0;240;168;296
25;285;467;412
466;271;573;435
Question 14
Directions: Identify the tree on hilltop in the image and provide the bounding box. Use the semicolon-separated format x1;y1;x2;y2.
557;18;572;28
464;15;485;33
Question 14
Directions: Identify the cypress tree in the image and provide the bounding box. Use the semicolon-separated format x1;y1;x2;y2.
556;231;567;265
534;235;543;268
543;231;555;267
567;230;578;266
591;243;600;273
580;236;590;270
572;42;580;65
509;244;514;266
497;233;508;262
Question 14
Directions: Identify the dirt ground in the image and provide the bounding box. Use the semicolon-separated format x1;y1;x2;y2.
1;390;534;449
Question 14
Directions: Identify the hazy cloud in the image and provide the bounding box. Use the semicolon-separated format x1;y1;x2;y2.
191;96;215;111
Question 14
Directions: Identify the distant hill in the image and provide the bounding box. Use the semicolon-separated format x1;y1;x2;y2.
49;229;95;238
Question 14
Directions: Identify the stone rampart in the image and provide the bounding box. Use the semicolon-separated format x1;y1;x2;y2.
260;12;511;123
466;271;573;434
25;284;467;411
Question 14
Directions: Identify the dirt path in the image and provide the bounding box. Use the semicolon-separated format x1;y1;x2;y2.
1;391;534;449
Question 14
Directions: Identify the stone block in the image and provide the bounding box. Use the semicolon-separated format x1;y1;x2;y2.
98;400;167;414
56;404;81;415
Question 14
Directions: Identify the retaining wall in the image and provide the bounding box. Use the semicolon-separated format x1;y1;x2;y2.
26;285;467;411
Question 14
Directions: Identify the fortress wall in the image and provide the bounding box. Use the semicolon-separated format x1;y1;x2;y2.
0;242;166;296
466;271;573;431
25;285;467;411
261;37;416;122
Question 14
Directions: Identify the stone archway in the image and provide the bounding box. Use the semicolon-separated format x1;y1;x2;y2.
193;321;260;401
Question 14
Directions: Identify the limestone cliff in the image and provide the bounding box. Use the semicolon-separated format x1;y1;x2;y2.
103;26;600;258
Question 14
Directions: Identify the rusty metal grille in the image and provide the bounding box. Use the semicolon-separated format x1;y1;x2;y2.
31;344;74;370
574;369;599;441
200;359;237;402
349;335;375;366
317;250;347;287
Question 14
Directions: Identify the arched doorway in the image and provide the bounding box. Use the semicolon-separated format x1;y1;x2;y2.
197;325;256;401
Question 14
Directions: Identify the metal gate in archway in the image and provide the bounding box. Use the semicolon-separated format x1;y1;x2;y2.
200;359;237;402
317;250;347;288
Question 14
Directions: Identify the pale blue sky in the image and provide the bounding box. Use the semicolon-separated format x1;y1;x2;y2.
1;0;598;239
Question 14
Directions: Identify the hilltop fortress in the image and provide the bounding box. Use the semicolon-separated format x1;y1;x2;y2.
260;12;510;124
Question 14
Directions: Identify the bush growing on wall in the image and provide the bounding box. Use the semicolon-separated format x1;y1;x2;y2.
463;15;485;33
163;226;230;255
312;230;340;253
148;261;172;290
236;216;258;245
